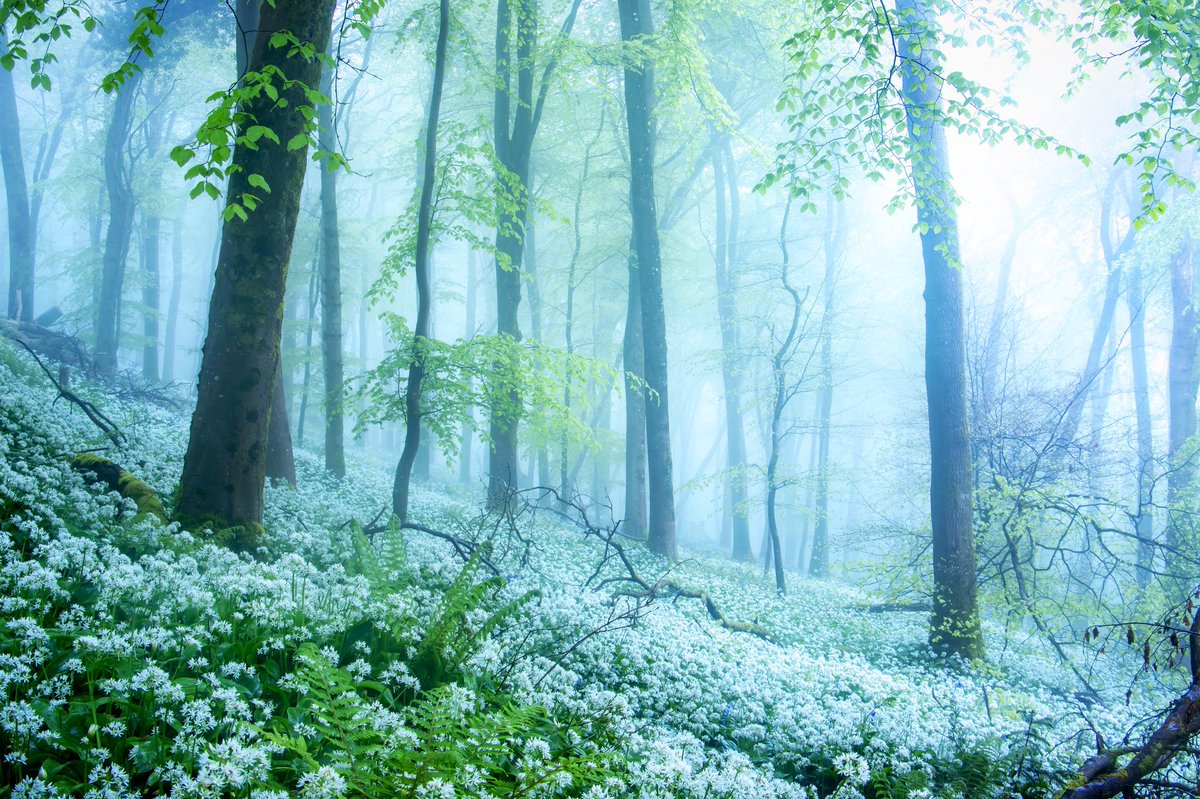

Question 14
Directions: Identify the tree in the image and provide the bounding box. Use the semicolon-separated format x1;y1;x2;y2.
488;0;583;505
317;40;348;479
618;0;677;559
177;1;337;529
897;0;983;660
0;24;34;322
808;198;842;578
393;0;450;522
710;136;752;562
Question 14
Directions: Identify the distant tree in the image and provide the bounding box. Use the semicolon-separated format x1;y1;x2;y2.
177;0;338;529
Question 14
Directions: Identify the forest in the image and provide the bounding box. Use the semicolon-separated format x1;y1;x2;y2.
1;0;1200;797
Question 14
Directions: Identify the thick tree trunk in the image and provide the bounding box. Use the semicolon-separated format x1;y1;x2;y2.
0;26;34;323
619;0;676;559
711;139;752;562
95;70;144;373
1167;235;1198;574
318;54;346;479
177;0;336;528
140;214;161;381
898;0;984;661
392;0;449;522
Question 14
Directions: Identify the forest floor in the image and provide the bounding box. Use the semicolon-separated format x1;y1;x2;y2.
0;339;1173;799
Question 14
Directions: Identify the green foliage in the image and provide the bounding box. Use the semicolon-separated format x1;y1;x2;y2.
763;0;1087;213
358;313;622;467
263;643;620;799
0;0;96;88
1069;0;1200;220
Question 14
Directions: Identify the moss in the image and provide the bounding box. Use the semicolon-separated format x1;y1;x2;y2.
70;453;167;522
210;523;266;554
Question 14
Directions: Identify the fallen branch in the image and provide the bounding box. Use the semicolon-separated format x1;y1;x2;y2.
516;485;774;643
1061;599;1200;799
14;338;125;449
399;519;501;576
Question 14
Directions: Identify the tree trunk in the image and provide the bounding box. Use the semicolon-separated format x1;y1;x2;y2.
1167;235;1198;575
809;200;842;577
623;246;649;539
460;247;478;486
898;0;984;661
711;139;752;561
0;26;34;322
1127;262;1155;587
163;216;184;383
619;0;677;559
95;70;144;373
488;0;583;506
265;359;296;485
318;52;346;479
177;0;336;528
392;0;449;522
140;214;161;381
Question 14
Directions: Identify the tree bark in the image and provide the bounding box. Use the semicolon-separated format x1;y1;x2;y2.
318;52;346;479
392;0;450;522
177;0;336;528
1127;261;1155;587
0;26;34;322
898;0;984;661
619;0;677;559
265;358;296;486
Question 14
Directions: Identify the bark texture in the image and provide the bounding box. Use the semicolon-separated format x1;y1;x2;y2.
177;0;336;528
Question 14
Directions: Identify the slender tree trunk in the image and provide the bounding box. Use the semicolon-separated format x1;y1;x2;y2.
0;26;34;322
898;0;984;661
393;0;450;521
623;247;649;539
163;216;183;383
318;52;346;478
809;200;842;577
619;0;676;558
766;199;799;595
177;0;337;528
95;70;144;373
488;0;583;506
140;214;161;381
711;139;752;561
297;257;320;447
1127;262;1155;587
1167;235;1198;574
460;247;478;486
265;359;296;485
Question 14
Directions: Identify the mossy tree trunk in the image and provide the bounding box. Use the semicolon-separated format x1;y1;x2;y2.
177;1;336;528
